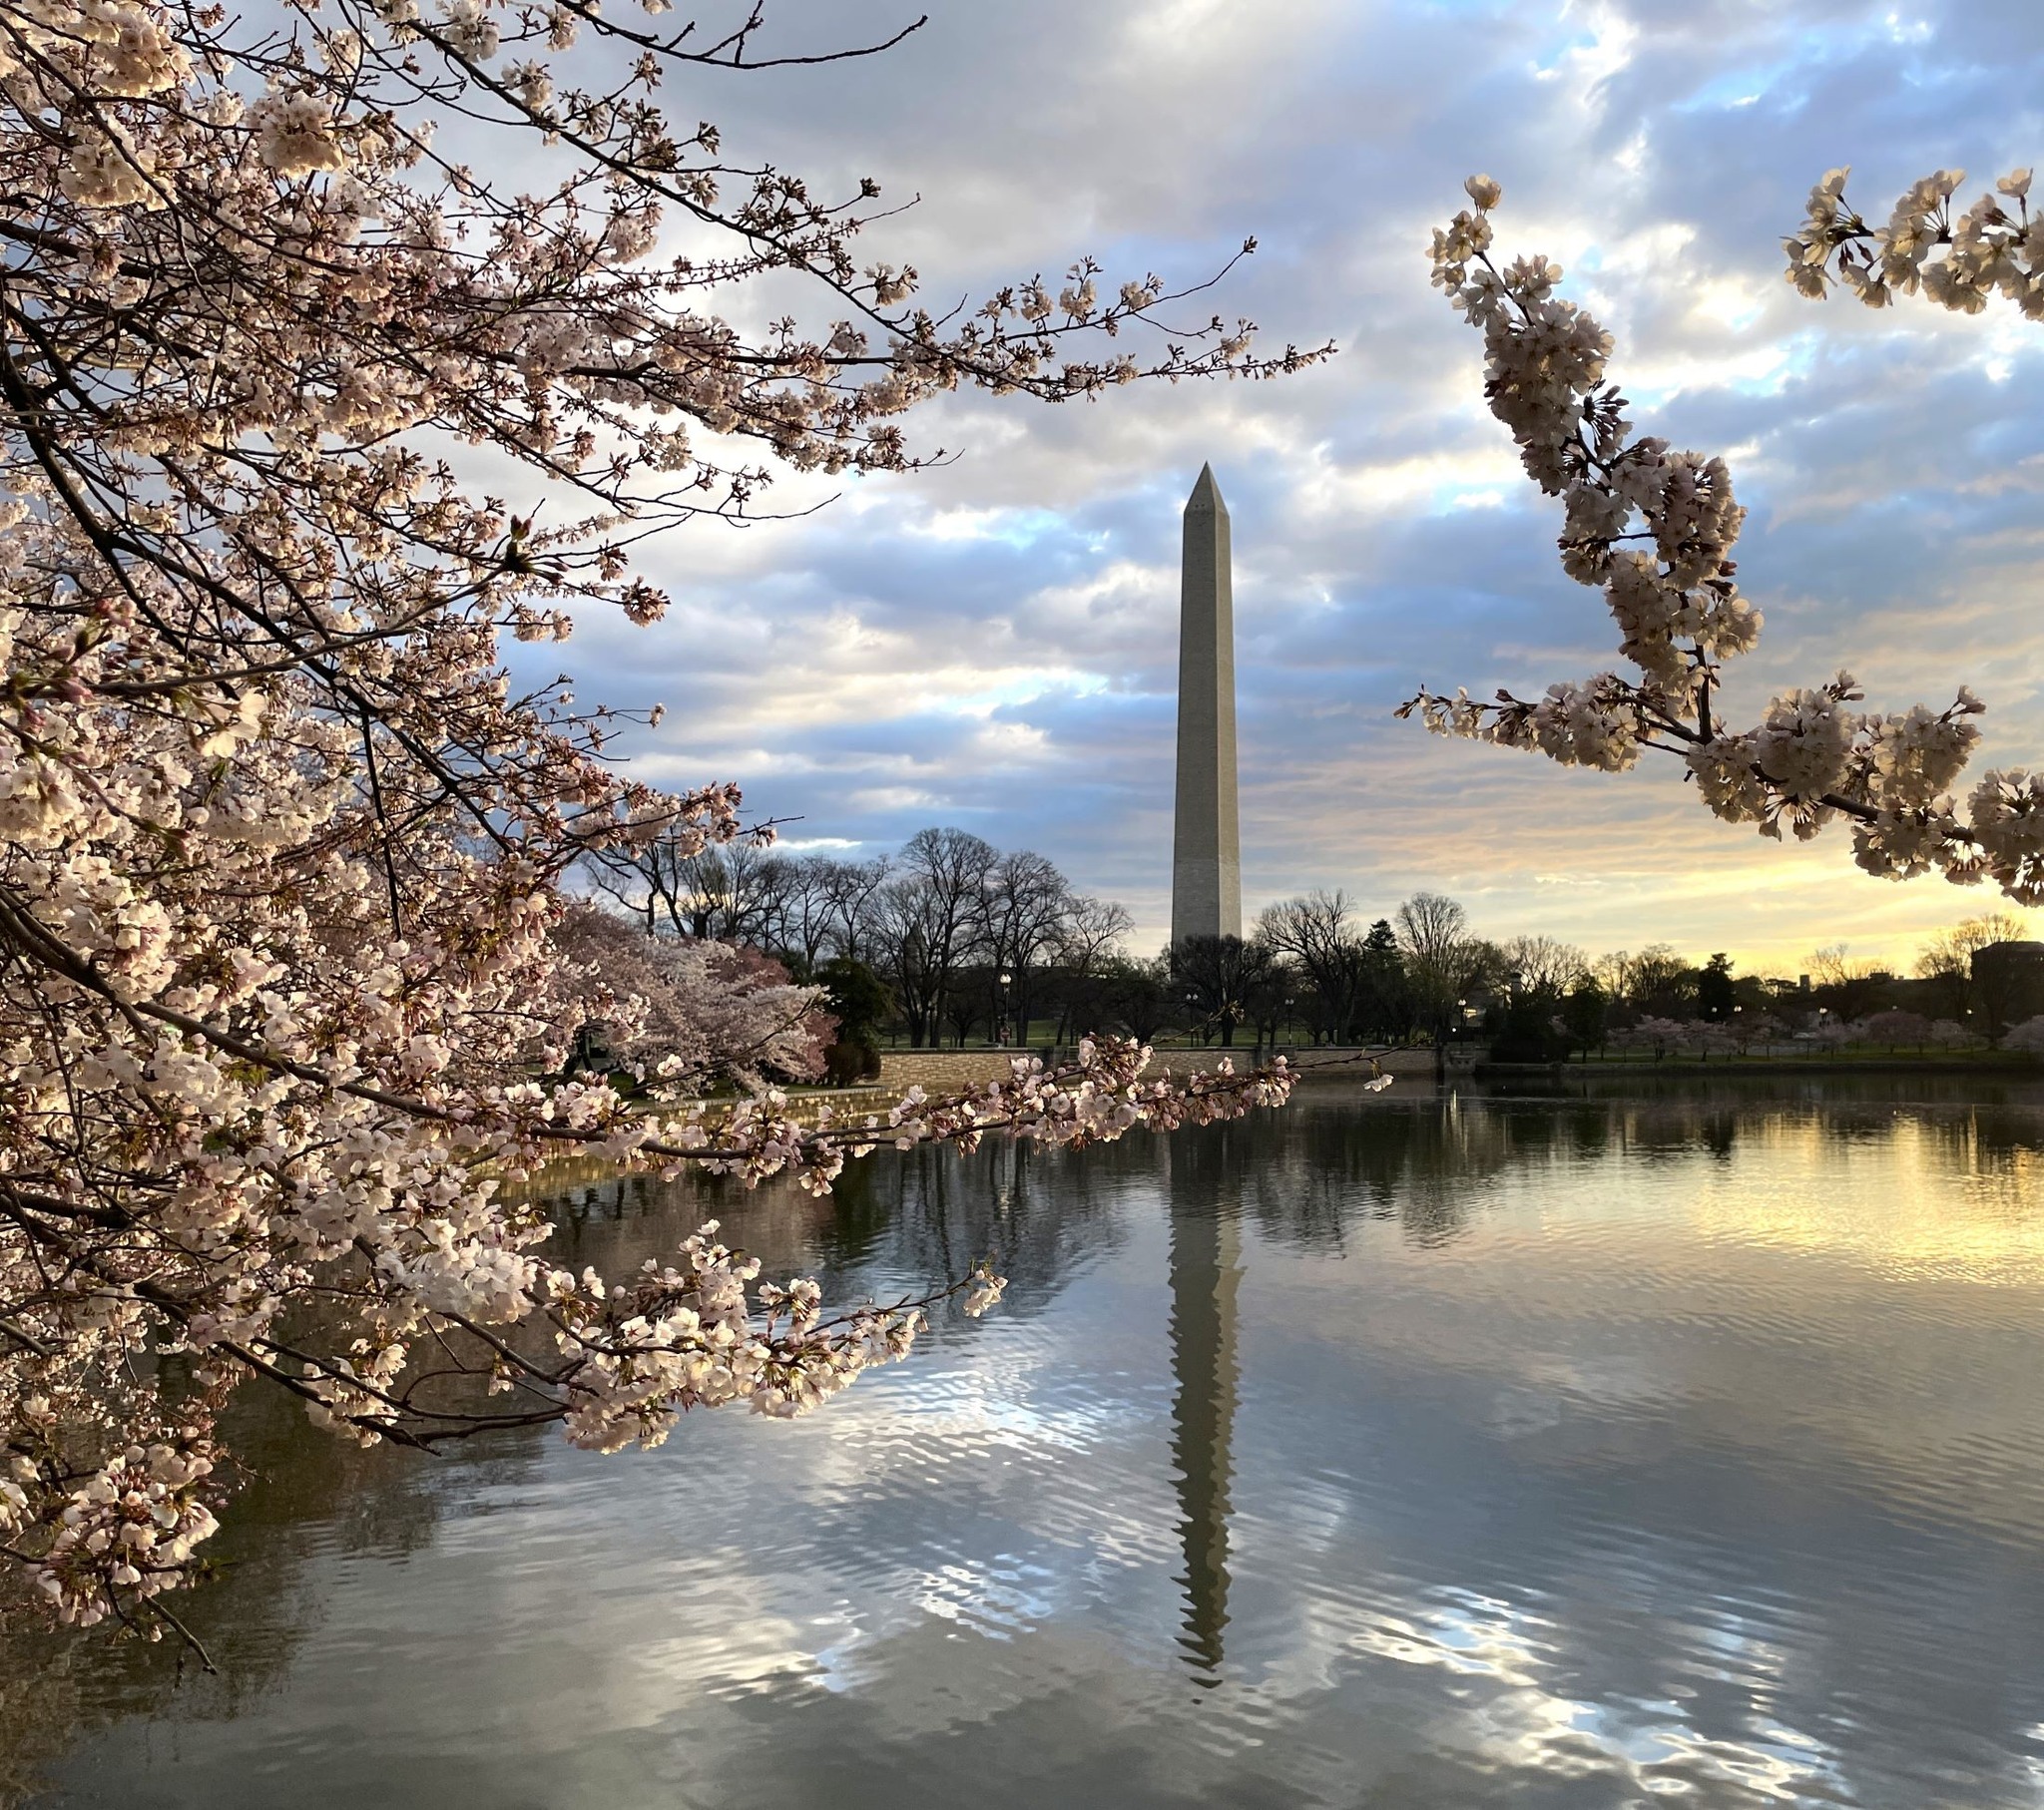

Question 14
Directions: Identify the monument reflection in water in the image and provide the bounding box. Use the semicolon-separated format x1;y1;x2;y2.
23;1076;2044;1810
1166;1134;1240;1682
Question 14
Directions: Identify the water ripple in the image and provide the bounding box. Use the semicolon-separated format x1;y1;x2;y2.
24;1084;2044;1809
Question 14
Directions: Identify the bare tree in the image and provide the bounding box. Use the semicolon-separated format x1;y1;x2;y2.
816;857;895;965
1916;912;2030;1020
1806;945;1889;1021
942;970;992;1048
586;823;707;938
759;858;840;978
977;850;1073;1044
1260;891;1371;1044
585;828;785;943
1395;892;1468;968
1500;935;1590;1001
1395;893;1483;1042
1060;896;1134;974
1595;945;1694;1019
880;829;997;1048
1054;896;1136;1042
673;841;788;944
1171;935;1279;1048
1106;956;1179;1043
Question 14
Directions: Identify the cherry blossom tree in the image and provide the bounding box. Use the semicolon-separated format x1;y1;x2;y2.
1862;1009;1932;1053
0;0;1324;1654
551;902;828;1089
2000;1016;2044;1055
1613;1016;1686;1061
1927;1017;1979;1051
1729;1011;1787;1058
1405;171;2044;903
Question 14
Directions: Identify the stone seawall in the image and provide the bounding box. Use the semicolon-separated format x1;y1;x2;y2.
506;1045;1433;1199
1279;1045;1441;1080
875;1051;1023;1094
875;1047;1304;1092
875;1045;1432;1090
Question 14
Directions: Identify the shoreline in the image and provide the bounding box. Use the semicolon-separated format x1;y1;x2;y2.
1465;1055;2044;1079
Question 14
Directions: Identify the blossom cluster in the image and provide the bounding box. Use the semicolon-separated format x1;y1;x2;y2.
1404;175;2038;899
0;0;1314;1653
1785;166;2044;318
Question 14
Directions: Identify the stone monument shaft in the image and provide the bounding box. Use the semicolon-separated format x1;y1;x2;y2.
1171;464;1242;945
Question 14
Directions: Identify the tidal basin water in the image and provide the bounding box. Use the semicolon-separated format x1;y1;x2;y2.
20;1076;2044;1808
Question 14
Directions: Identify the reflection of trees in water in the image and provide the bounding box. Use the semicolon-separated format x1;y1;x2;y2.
0;1629;83;1807
808;1137;1137;1315
1596;1092;2044;1190
546;1136;1137;1322
1213;1084;2044;1257
0;1362;470;1806
1229;1095;1560;1252
533;1085;2044;1353
1520;1068;2044;1115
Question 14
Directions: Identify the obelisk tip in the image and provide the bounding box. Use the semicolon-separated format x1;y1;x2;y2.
1186;463;1227;514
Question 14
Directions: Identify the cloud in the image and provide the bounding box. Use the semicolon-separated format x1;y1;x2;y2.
518;0;2044;970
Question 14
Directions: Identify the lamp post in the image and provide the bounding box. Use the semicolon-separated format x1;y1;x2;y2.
997;969;1013;1046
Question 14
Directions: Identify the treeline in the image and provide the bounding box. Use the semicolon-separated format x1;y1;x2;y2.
583;826;1536;1058
587;825;1136;1059
1376;908;2044;1061
583;823;2044;1064
1185;890;1652;1056
1178;896;2042;1059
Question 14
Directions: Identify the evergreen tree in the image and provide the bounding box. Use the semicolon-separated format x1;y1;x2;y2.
1698;954;1738;1023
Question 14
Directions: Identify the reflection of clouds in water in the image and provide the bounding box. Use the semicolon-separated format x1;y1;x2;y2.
907;1555;1059;1642
1188;1578;1849;1802
29;1086;2044;1808
1514;1353;1668;1410
1488;1354;1671;1440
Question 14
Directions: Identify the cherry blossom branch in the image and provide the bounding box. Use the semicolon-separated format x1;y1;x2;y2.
1783;165;2041;317
1403;175;2044;899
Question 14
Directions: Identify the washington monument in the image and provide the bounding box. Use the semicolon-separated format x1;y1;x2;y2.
1171;464;1242;945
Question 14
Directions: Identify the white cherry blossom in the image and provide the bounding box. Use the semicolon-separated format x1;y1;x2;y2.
1405;176;2019;897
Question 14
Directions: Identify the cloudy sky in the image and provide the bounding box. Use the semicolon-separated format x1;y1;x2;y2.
541;0;2044;974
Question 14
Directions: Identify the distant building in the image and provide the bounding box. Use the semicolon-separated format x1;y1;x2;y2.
1970;941;2044;1036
